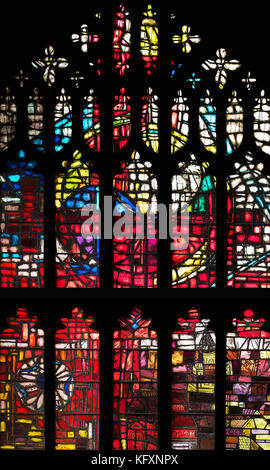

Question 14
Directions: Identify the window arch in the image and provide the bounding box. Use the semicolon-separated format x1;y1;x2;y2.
0;5;269;289
0;2;270;464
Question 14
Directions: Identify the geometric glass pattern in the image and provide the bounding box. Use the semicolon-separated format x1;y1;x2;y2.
171;307;216;450
113;308;158;450
55;307;99;450
226;309;270;450
0;308;45;449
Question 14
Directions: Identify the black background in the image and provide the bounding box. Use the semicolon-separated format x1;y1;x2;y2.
0;0;270;466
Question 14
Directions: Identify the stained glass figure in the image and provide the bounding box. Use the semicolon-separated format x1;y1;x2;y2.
113;150;158;288
141;88;158;153
113;4;131;76
83;90;100;152
140;5;158;75
32;46;68;87
199;90;217;154
55;307;99;450
171;90;189;154
172;154;216;288
0;307;45;449
27;88;44;153
202;48;241;90
226;91;243;155
172;307;215;450
113;88;131;153
55;150;99;288
226;309;270;450
254;90;270;155
0;88;16;152
55;88;72;152
227;152;270;288
113;308;158;450
0;151;44;287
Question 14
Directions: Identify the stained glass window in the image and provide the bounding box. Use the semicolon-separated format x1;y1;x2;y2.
0;150;44;287
171;308;215;450
83;90;100;152
226;309;270;450
54;88;72;153
113;150;158;288
113;4;131;76
140;5;158;75
141;88;159;153
55;150;99;288
113;88;131;153
55;307;99;450
0;308;45;449
171;90;189;154
227;153;270;288
171;154;216;288
0;88;16;152
113;308;158;450
27;88;44;153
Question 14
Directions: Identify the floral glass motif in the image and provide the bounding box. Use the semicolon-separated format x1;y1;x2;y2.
199;90;217;154
141;88;158;153
226;309;270;450
172;307;215;450
113;88;131;153
54;88;72;152
55;307;99;450
0;308;45;450
226;91;243;155
113;150;158;288
172;25;201;54
227;153;270;288
0;151;44;287
83;90;100;152
27;88;44;153
113;308;158;450
171;90;189;154
202;48;241;90
71;23;100;53
113;4;131;76
171;154;216;288
140;5;158;75
55;150;99;288
32;46;68;87
0;88;16;152
254;90;270;155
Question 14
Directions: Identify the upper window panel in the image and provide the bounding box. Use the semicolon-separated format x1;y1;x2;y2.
1;5;269;289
